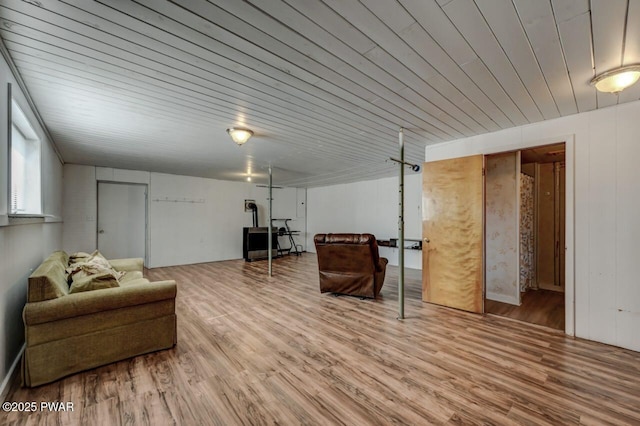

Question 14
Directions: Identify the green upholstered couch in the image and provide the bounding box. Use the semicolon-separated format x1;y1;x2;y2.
22;251;177;387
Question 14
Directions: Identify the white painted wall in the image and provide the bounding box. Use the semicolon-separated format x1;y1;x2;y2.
62;165;97;253
63;166;306;267
306;173;423;269
426;99;640;352
0;49;63;396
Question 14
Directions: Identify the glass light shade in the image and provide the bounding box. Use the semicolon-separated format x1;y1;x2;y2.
591;66;640;93
227;128;254;145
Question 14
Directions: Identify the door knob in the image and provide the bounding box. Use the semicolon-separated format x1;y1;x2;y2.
424;238;430;243
98;230;105;234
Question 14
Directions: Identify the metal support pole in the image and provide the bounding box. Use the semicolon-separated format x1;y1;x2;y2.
398;128;405;320
268;164;273;277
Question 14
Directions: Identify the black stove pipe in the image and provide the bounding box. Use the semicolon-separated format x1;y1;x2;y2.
247;202;258;227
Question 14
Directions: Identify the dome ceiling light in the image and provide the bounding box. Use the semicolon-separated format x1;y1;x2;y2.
590;65;640;93
227;127;254;146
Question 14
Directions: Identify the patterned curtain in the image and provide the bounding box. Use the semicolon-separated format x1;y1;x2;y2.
520;173;536;291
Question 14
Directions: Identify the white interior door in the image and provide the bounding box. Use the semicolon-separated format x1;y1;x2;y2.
98;182;147;262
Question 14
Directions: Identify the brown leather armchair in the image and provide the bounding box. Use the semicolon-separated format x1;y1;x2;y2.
314;233;388;298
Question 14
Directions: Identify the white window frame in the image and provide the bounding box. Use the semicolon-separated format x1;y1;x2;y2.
8;83;42;217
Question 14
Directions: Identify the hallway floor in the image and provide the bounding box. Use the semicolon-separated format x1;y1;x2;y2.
485;289;565;330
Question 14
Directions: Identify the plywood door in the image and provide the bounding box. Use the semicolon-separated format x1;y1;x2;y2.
422;155;484;313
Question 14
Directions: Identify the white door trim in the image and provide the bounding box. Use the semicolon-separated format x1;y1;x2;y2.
481;135;575;336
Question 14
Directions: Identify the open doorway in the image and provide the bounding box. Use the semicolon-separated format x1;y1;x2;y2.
484;143;566;330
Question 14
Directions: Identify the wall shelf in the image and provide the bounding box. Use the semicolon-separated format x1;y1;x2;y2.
377;238;422;250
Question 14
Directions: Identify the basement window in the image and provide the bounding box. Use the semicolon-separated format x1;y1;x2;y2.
9;98;42;216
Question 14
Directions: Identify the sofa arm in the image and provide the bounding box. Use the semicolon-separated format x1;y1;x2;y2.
376;257;388;273
24;280;176;325
109;258;144;273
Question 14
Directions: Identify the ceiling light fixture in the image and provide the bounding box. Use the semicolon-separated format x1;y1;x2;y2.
227;127;254;146
590;65;640;93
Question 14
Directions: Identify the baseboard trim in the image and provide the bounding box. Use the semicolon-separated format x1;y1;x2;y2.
486;292;520;306
1;344;24;402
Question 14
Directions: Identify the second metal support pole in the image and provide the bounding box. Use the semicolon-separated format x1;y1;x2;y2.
268;164;273;277
398;128;405;320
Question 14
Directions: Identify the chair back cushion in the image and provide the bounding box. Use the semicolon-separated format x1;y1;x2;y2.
314;233;379;273
313;233;387;298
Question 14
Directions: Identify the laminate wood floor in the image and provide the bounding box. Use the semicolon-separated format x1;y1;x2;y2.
3;254;640;425
485;289;565;330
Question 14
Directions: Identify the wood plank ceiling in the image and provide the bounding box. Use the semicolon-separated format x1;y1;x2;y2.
0;0;638;187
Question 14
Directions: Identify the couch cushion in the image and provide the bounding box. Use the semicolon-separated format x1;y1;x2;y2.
119;270;143;283
67;251;125;285
23;280;177;325
48;251;70;265
68;272;120;294
68;251;92;264
28;251;70;302
109;258;143;273
119;277;150;287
